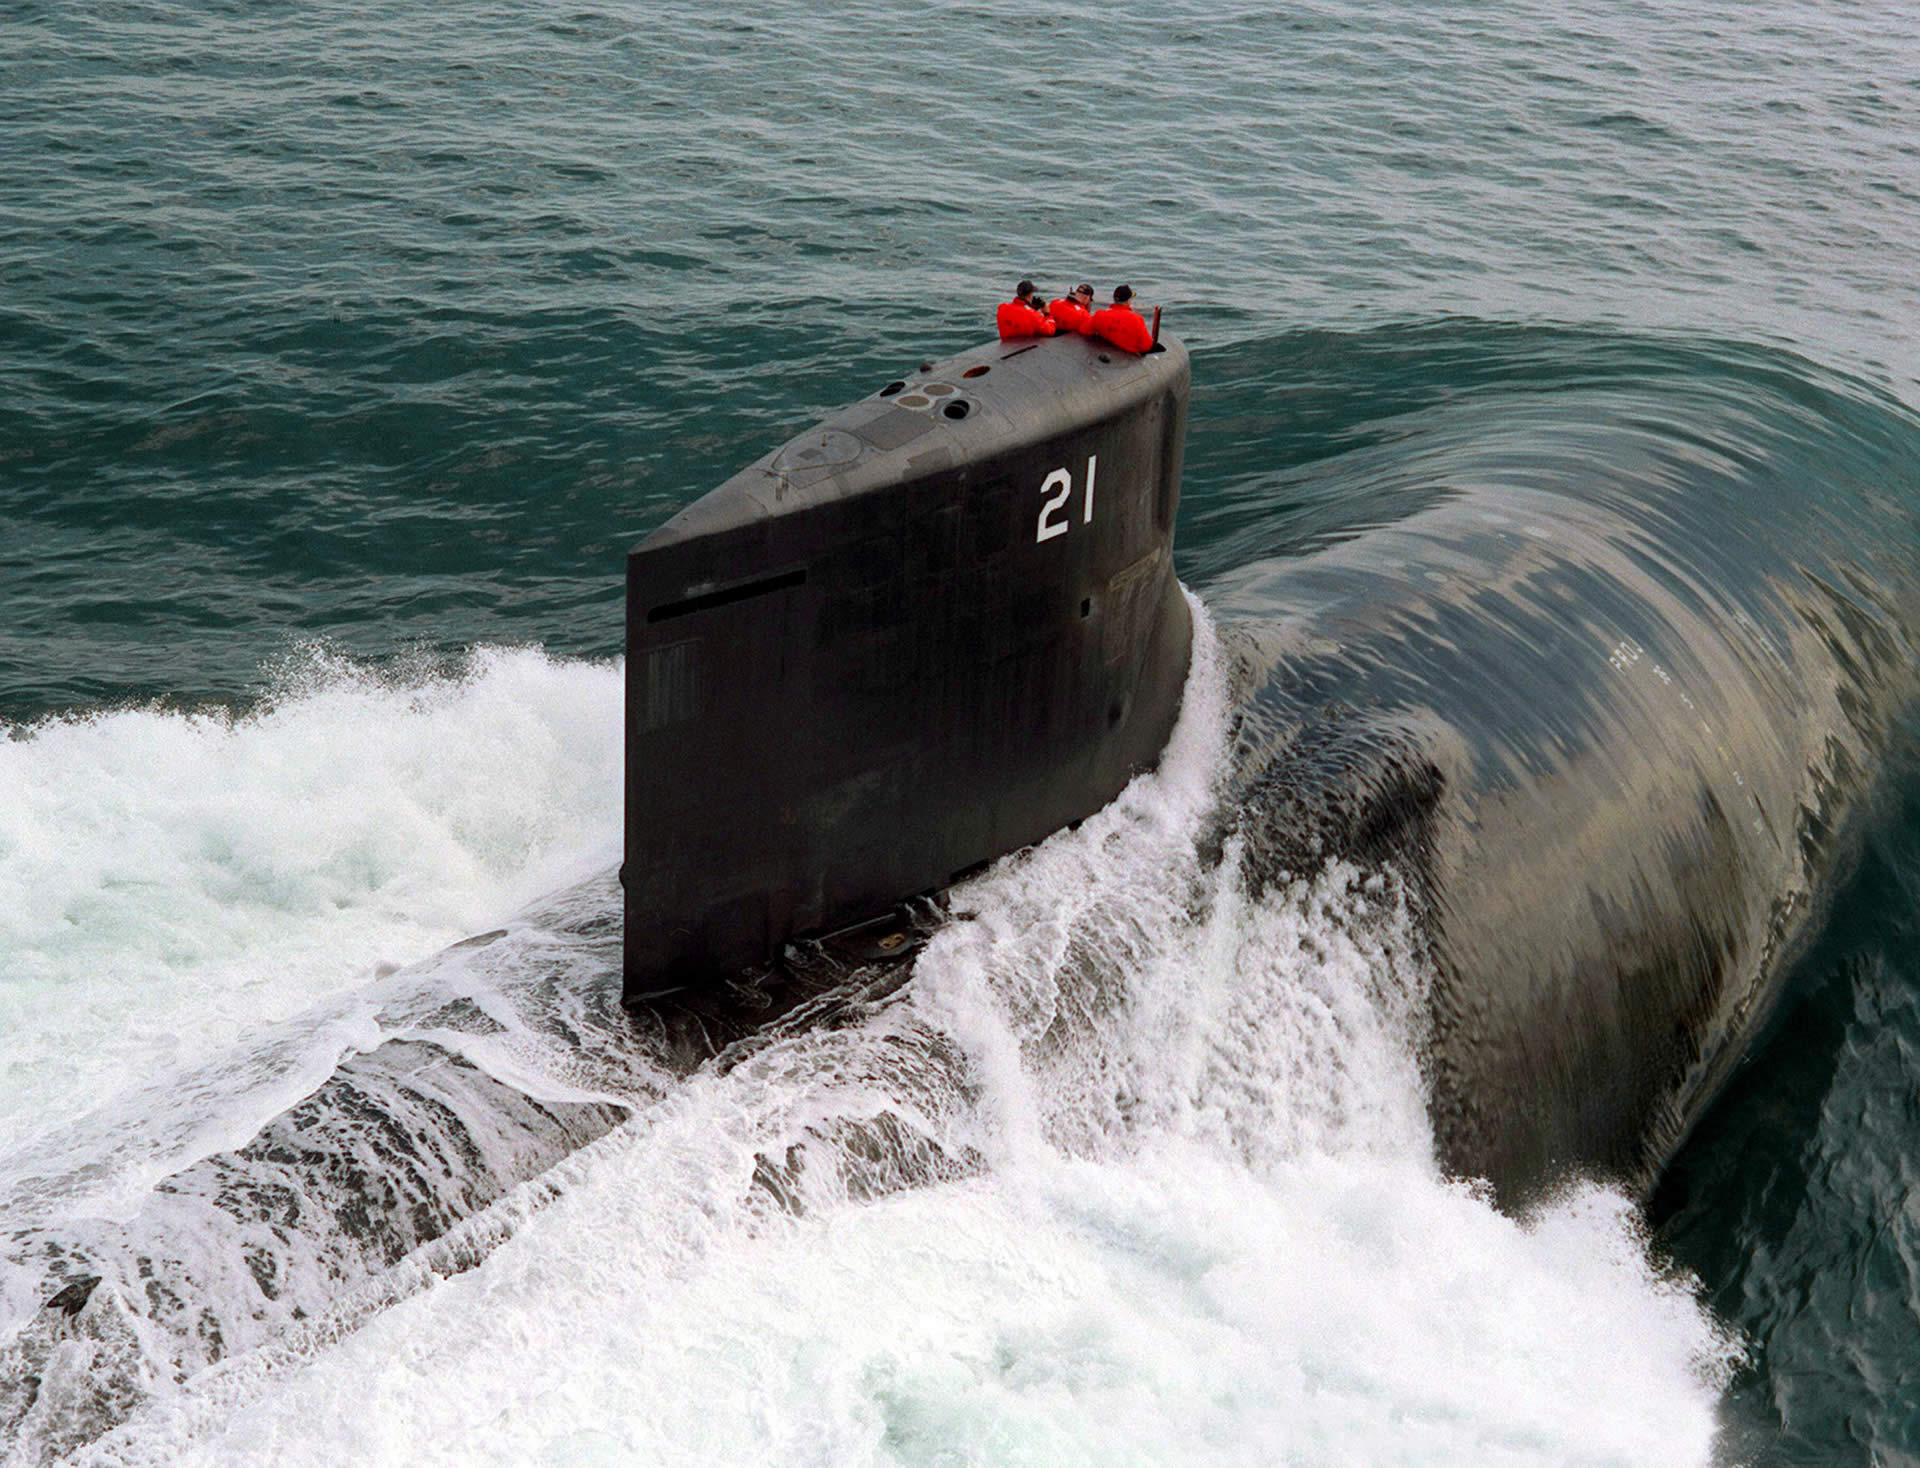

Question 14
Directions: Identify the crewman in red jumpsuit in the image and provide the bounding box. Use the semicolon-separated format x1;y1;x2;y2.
1048;283;1097;334
1089;284;1154;354
996;279;1058;340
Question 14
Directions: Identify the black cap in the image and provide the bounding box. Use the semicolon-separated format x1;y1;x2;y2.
1113;284;1133;303
1075;283;1094;298
1016;279;1036;297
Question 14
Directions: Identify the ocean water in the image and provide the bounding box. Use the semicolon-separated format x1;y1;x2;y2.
3;0;1919;1462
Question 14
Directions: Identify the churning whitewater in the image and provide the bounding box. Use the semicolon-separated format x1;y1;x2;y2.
1;613;1737;1464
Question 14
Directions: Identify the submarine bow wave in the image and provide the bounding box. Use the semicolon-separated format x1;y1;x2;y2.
1190;324;1920;1203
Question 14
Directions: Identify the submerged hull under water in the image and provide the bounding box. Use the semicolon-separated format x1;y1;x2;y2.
1214;498;1914;1206
0;874;972;1462
7;328;1919;1457
1199;331;1920;1205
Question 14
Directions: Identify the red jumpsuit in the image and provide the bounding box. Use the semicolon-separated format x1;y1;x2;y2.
1048;297;1094;334
1090;303;1153;354
996;298;1057;340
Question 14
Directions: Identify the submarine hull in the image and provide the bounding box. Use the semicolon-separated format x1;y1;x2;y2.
1207;478;1920;1208
623;333;1192;997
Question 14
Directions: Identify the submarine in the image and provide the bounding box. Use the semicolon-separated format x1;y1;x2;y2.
622;326;1193;997
12;317;1919;1460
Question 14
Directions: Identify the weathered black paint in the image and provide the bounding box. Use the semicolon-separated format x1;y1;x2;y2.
622;333;1194;998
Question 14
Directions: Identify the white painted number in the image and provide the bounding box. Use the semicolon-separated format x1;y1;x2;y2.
1036;468;1072;542
1035;455;1099;543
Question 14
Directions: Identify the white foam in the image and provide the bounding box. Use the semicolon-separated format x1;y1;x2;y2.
0;645;624;1160
79;606;1739;1467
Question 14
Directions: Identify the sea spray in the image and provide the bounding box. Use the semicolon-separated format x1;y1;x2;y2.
0;646;624;1162
95;875;1738;1466
58;609;1737;1465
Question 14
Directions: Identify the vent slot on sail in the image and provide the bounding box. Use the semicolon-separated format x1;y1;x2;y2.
648;568;807;623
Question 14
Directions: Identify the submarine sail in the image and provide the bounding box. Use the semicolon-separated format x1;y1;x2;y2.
623;331;1193;999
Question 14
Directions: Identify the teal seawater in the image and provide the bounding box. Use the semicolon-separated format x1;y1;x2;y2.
5;0;1920;1460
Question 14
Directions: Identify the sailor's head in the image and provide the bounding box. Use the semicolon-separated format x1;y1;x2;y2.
1073;284;1094;303
1113;284;1134;305
1016;279;1038;301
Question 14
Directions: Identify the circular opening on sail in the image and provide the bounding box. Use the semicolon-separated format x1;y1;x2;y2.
923;383;954;396
943;400;970;420
895;394;930;408
878;381;906;396
962;364;990;378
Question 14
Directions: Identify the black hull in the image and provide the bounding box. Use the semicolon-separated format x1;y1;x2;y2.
1208;485;1920;1208
622;332;1193;997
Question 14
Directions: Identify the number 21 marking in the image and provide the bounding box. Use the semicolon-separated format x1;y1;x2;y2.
1035;455;1097;543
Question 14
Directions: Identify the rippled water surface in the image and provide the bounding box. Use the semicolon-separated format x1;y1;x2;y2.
5;0;1920;1462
